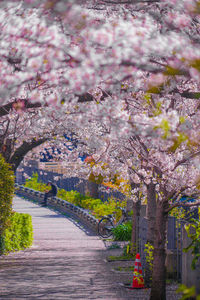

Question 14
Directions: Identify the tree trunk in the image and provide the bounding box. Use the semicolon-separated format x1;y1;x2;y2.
86;180;99;198
0;138;12;162
130;199;140;255
145;182;157;286
129;182;140;255
146;182;156;244
150;200;168;300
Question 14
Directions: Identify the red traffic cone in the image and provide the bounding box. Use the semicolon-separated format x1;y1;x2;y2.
131;253;144;288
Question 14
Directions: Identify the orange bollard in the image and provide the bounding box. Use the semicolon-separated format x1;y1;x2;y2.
131;253;144;288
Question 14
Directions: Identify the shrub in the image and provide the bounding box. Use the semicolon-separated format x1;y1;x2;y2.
24;172;47;192
81;197;102;210
24;173;126;220
112;221;132;241
144;242;154;279
0;154;15;247
92;198;126;220
57;189;80;204
2;211;33;253
123;242;136;258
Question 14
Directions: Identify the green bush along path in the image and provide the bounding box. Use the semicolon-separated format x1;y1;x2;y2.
24;172;126;220
0;154;15;253
2;211;33;253
0;196;133;300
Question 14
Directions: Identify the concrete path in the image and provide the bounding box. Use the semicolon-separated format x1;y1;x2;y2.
0;196;131;300
0;196;181;300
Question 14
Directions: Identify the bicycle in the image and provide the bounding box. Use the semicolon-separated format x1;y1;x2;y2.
97;207;128;238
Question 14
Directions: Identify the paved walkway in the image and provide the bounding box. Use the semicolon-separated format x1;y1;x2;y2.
0;196;132;300
0;196;181;300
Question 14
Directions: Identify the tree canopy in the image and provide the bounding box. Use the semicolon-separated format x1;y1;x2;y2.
0;1;200;299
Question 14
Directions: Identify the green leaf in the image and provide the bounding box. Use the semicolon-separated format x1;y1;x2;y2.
190;59;200;71
160;119;170;138
179;116;185;124
168;132;188;152
176;284;196;300
147;86;162;94
164;66;183;76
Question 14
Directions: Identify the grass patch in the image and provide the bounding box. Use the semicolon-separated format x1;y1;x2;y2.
166;279;179;285
107;254;135;261
114;266;135;272
107;243;121;250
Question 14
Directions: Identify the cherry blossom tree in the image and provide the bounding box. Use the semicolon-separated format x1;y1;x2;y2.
1;1;200;300
0;0;200;112
73;93;200;299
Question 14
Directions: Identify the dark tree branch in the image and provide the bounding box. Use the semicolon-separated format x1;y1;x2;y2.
77;91;109;103
76;92;94;103
173;150;200;171
166;200;200;213
167;186;189;203
180;92;200;99
8;137;48;171
0;99;42;117
0;91;110;118
101;0;160;3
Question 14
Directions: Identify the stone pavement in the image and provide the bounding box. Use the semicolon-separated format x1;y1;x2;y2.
0;196;181;300
0;196;132;300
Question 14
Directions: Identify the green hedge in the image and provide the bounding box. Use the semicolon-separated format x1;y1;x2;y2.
24;172;126;220
0;154;15;238
0;211;33;254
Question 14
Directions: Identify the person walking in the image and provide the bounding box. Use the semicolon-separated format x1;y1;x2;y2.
42;181;58;207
